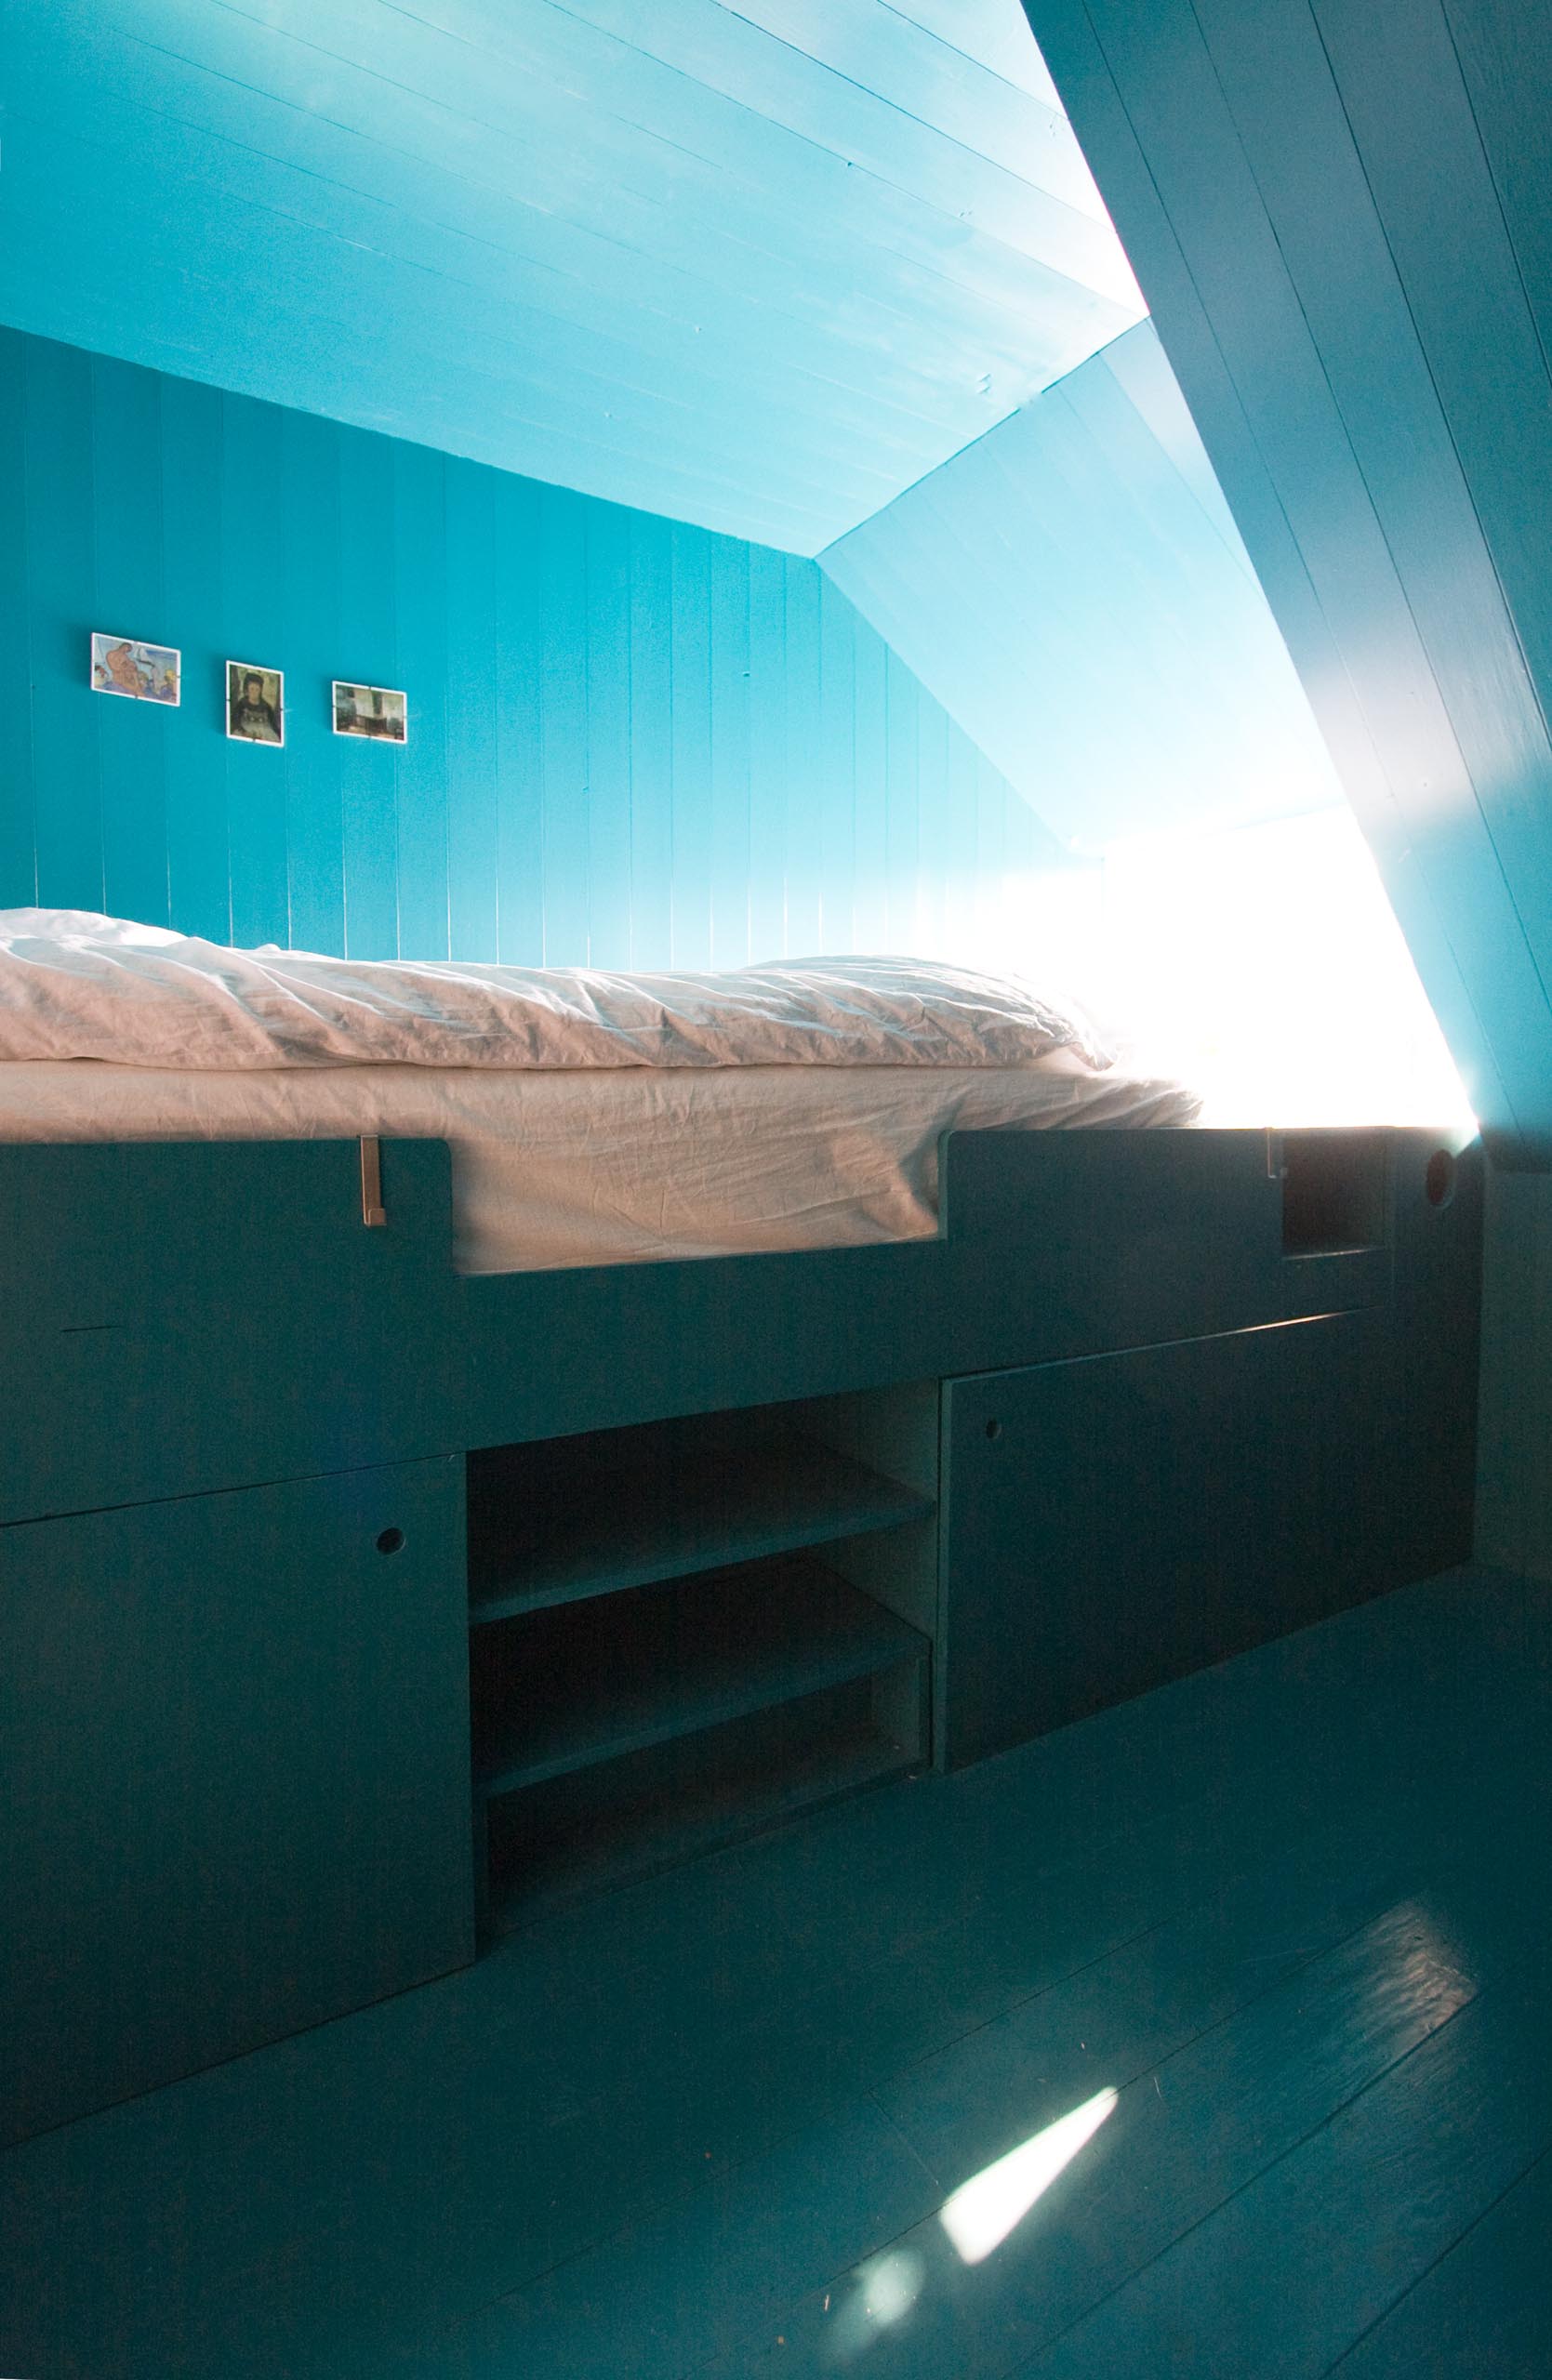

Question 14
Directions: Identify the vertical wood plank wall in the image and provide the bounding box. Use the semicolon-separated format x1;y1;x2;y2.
0;327;1078;966
1477;1172;1552;1582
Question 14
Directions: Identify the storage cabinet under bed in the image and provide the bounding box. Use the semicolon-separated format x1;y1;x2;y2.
466;1393;938;1925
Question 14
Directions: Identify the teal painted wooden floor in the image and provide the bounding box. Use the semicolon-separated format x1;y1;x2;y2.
5;1563;1551;2379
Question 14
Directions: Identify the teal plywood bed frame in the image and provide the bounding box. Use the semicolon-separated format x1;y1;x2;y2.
0;1124;1481;2145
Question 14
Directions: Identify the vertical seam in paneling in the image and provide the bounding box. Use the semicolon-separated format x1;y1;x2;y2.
14;341;39;903
625;514;636;968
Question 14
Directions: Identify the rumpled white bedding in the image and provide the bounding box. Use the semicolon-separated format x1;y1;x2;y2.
0;1051;1200;1274
0;909;1200;1272
0;910;1110;1073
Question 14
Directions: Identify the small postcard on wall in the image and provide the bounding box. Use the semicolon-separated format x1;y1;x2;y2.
227;661;285;746
333;681;407;744
91;633;180;705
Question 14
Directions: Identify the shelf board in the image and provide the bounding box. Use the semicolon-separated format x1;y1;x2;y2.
472;1555;927;1799
484;1713;918;1932
469;1440;932;1625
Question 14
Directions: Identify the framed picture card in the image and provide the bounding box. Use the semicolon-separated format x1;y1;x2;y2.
333;681;407;744
226;660;285;746
91;633;180;705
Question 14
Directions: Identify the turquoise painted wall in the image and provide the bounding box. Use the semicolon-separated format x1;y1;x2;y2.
822;321;1344;853
0;326;1077;968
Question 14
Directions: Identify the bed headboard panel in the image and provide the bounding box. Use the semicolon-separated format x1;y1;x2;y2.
0;1137;460;1526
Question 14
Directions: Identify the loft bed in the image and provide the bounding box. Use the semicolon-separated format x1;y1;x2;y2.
0;914;1482;2148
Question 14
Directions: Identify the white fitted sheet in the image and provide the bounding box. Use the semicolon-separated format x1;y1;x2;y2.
0;1050;1200;1273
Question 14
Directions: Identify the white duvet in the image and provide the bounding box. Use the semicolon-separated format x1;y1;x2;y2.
0;910;1110;1074
0;912;1200;1272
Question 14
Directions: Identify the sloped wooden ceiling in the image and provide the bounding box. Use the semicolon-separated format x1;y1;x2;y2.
0;0;1142;553
1024;0;1552;1163
822;320;1343;851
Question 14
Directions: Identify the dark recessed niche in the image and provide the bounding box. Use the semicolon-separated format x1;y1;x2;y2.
1280;1131;1387;1256
1425;1148;1457;1210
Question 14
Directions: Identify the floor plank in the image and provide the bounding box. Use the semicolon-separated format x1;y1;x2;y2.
1;1565;1548;2380
1328;2149;1552;2379
1016;1962;1552;2377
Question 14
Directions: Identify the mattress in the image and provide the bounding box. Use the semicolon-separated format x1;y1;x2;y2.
0;910;1200;1271
0;1051;1199;1274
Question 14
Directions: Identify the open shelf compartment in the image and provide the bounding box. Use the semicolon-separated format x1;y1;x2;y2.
482;1674;921;1929
469;1419;932;1625
471;1552;928;1799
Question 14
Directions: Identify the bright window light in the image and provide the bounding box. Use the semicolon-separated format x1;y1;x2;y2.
1090;807;1474;1131
939;2085;1120;2266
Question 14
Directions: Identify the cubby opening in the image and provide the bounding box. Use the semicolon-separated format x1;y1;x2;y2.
467;1384;938;1928
481;1664;922;1927
1280;1130;1388;1256
468;1405;930;1625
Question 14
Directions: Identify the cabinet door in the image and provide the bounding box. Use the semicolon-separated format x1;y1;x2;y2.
0;1458;472;2146
940;1313;1382;1767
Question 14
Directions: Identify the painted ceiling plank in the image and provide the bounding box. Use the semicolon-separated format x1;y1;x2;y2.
23;7;1065;423
3;0;1142;540
0;207;839;554
112;0;1122;306
828;473;1056;805
1052;361;1332;780
7;30;989;447
2;87;960;509
3;99;1095;478
25;0;1126;465
120;0;1116;341
372;0;1134;283
881;0;1062;107
559;0;1110;222
0;116;921;511
1025;0;1549;1156
2;0;1140;543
